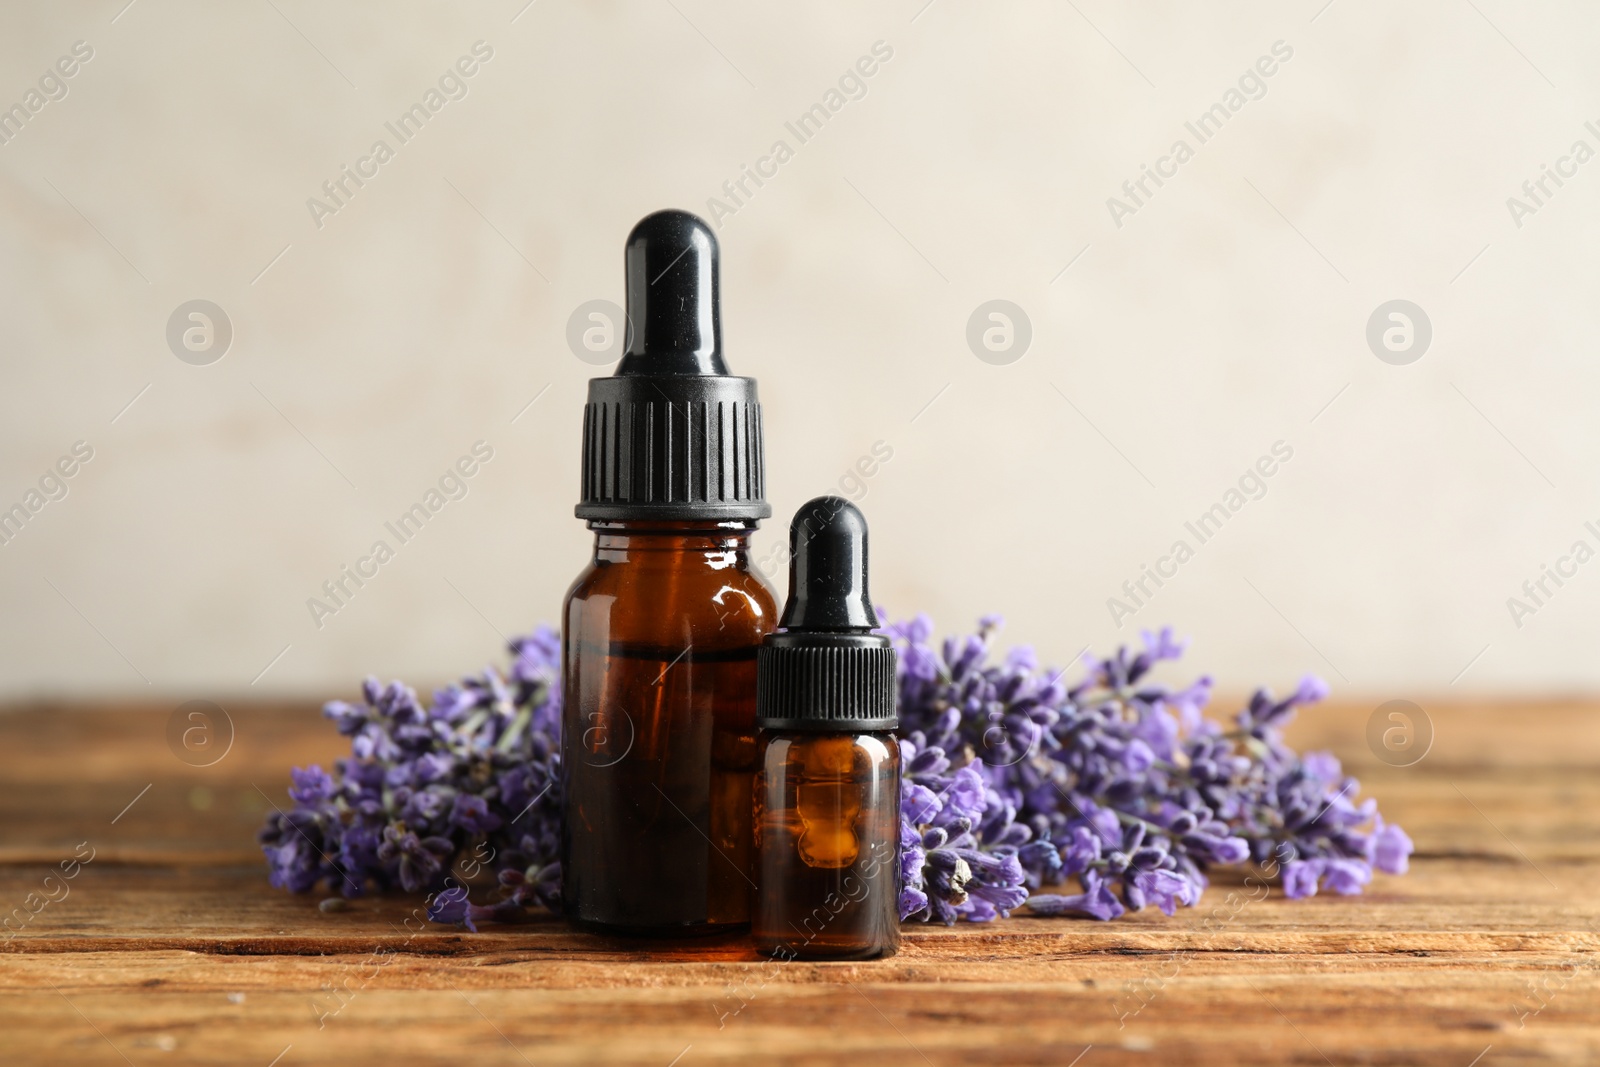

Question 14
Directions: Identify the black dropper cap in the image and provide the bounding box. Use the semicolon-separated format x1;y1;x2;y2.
576;209;769;522
756;497;898;731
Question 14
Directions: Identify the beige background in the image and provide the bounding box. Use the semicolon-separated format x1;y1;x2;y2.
1;1;1597;701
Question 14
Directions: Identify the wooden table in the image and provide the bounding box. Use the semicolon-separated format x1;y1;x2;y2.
1;699;1596;1066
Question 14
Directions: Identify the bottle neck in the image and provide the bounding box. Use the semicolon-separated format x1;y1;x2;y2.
589;520;757;562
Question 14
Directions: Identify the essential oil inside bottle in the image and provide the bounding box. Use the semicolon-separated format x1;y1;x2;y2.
754;496;901;960
560;210;775;936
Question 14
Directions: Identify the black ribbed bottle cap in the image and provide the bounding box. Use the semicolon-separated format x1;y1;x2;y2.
575;209;770;522
757;497;898;731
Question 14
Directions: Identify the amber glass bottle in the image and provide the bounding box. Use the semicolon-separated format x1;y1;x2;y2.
561;210;776;936
754;497;901;960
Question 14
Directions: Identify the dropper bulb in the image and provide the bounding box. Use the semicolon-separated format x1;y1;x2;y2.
780;496;875;632
617;209;728;377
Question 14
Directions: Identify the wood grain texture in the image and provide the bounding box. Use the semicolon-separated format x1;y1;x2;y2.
1;701;1596;1066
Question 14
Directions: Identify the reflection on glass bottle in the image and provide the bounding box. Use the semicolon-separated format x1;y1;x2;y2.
795;737;862;868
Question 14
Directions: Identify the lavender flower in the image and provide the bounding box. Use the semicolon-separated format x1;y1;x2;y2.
257;627;564;919
1027;871;1125;921
886;613;1412;923
262;614;1413;928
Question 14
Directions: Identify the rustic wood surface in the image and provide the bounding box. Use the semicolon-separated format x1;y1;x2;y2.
1;698;1597;1066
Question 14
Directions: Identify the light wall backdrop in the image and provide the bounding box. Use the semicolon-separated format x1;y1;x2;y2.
3;1;1598;701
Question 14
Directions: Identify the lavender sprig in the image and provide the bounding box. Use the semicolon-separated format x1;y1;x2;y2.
257;629;564;929
260;616;1412;926
887;613;1412;923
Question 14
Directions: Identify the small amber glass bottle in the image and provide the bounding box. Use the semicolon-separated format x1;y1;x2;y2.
754;497;900;960
561;210;776;936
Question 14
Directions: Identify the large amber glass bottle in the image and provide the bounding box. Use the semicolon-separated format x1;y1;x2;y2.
561;210;775;936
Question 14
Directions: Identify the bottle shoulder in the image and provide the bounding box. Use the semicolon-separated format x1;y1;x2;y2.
565;554;776;603
760;731;901;769
563;548;779;647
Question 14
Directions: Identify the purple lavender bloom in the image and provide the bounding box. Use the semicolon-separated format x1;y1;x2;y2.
887;611;1410;924
901;781;942;827
428;884;536;932
1004;645;1038;673
944;766;987;822
288;765;337;806
1028;871;1126;921
377;825;455;894
267;612;1411;929
1371;817;1414;875
1017;839;1063;887
1132;869;1195;916
1321;858;1372;895
413;752;455;784
428;686;480;724
260;632;565;920
1060;825;1102;877
1121;738;1155;775
509;627;560;685
1302;751;1342;783
1294;675;1332;704
898;886;929;920
450;794;503;835
324;700;367;736
263;837;321;894
336;823;382;887
427;884;478;929
962;881;1030;921
400;788;449;827
956;844;1031;920
1282;859;1324;899
896;736;1030;924
1169;676;1213;735
1140;626;1187;662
